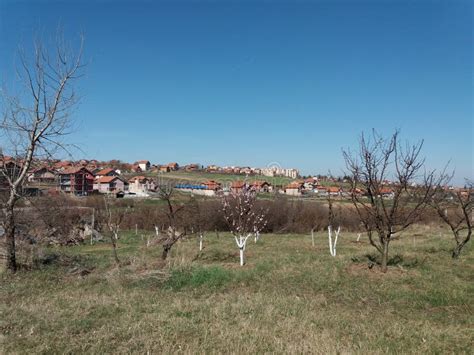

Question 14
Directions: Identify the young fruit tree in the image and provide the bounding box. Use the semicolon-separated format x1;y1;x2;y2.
431;180;472;258
327;195;340;257
343;130;436;272
156;184;192;260
99;196;128;265
0;31;84;272
221;185;267;266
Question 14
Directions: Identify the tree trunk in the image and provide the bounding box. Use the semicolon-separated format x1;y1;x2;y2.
162;244;171;260
110;234;120;265
452;241;468;259
452;231;471;259
239;247;244;266
381;239;390;273
3;208;17;273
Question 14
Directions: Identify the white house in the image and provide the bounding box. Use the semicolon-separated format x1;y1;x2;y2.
129;176;156;195
136;160;151;172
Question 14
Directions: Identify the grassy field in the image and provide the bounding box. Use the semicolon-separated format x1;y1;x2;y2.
1;226;473;353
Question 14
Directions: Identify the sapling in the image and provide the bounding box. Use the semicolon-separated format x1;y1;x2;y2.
102;196;127;265
328;225;340;257
327;191;341;257
222;185;267;266
199;232;204;251
155;185;193;260
254;228;260;243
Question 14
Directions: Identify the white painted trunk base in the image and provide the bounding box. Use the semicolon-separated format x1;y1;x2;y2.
234;234;252;266
328;226;340;257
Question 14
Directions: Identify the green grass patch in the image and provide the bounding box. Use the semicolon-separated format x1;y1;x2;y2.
165;266;233;291
1;227;473;353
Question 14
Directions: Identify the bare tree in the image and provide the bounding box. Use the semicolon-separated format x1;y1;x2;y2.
221;186;267;266
156;185;190;260
343;130;436;272
431;180;472;258
0;30;84;272
100;196;127;265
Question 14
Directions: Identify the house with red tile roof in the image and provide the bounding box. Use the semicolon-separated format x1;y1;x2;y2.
167;162;179;171
95;168;119;177
327;186;342;196
203;180;221;191
284;181;304;196
230;180;247;193
184;163;201;171
94;176;128;194
379;187;394;199
27;167;57;184
251;180;272;193
53;160;73;171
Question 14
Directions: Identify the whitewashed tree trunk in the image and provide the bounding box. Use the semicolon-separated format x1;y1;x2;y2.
199;233;203;251
234;234;251;266
357;233;361;242
311;228;315;247
328;226;340;257
254;231;260;243
328;226;333;255
154;225;159;237
333;226;340;256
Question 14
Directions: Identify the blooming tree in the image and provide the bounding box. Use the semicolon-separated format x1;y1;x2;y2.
222;185;267;266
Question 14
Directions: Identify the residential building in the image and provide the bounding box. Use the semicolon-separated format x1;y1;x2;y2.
175;183;218;196
230;180;247;193
27;167;57;184
284;181;304;196
167;162;179;171
95;168;119;177
94;176;129;194
251;180;272;193
261;166;299;179
129;176;156;195
184;163;201;171
53;160;73;171
136;160;151;171
379;187;394;199
202;180;221;191
58;167;94;195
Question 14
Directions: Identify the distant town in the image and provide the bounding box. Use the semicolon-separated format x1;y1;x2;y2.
2;156;465;200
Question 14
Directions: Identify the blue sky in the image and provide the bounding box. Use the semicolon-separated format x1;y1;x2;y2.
0;0;472;183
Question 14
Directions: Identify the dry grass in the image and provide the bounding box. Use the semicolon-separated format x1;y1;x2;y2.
1;225;473;353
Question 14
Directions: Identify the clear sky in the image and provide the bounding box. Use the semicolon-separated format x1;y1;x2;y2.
0;0;472;183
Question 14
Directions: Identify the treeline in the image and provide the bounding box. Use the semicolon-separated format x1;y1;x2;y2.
82;196;441;235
